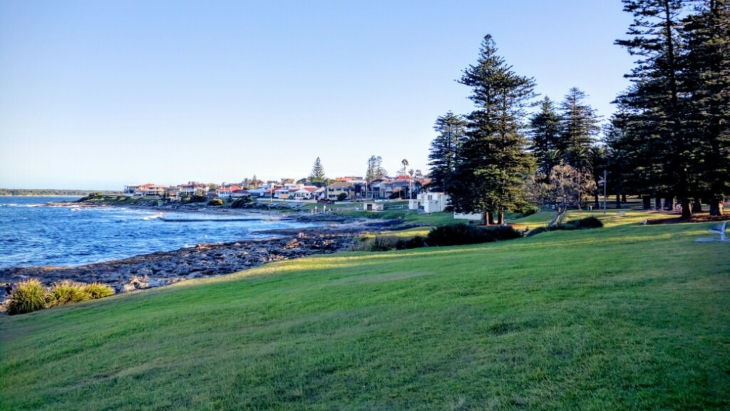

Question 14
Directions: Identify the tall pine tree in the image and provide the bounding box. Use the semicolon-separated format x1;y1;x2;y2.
529;97;562;181
448;34;536;225
558;87;601;171
615;0;695;217
309;157;326;186
428;111;466;192
683;0;730;215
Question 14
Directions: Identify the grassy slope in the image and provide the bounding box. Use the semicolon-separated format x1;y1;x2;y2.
1;211;729;410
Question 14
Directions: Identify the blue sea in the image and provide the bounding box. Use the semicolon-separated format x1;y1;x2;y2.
0;196;317;269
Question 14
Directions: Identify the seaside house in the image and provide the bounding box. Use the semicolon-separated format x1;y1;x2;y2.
165;186;180;200
123;185;139;196
293;186;318;200
216;185;242;198
180;182;208;197
326;181;354;201
336;176;366;184
275;183;303;199
230;189;250;198
409;192;449;213
133;184;166;197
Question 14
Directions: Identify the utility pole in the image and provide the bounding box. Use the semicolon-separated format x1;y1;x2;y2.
603;170;607;214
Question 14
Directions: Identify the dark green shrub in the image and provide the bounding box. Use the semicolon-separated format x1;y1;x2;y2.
426;224;521;247
527;216;604;237
360;236;400;251
526;227;549;237
7;279;47;315
208;198;224;206
569;216;603;229
185;194;206;203
486;225;523;241
47;281;91;307
396;235;427;250
231;197;253;209
83;282;115;299
337;193;348;201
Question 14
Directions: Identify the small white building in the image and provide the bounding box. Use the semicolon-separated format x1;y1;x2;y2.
409;192;450;213
363;202;384;212
454;212;483;221
293;186;317;200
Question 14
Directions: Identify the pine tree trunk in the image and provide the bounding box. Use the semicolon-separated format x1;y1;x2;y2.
594;192;600;209
692;199;702;213
665;197;675;211
709;198;723;216
622;194;627;203
655;195;662;210
616;193;621;209
680;198;692;219
486;211;493;226
643;195;651;210
497;211;504;225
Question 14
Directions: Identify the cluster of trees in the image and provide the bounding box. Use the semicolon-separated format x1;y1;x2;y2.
608;0;729;217
428;0;728;222
365;155;388;181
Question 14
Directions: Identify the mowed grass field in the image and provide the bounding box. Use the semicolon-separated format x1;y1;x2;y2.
1;211;729;410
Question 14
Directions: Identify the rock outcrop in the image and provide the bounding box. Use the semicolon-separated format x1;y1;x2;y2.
0;234;354;306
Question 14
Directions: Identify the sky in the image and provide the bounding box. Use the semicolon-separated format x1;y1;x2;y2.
0;0;636;190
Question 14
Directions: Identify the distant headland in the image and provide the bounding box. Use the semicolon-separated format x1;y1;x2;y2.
0;189;122;197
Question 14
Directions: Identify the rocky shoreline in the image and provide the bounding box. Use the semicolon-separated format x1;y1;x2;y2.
0;217;414;310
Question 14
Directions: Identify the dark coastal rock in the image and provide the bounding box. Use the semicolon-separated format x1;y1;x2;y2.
0;234;358;307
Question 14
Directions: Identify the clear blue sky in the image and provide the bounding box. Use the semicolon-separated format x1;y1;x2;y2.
0;0;635;190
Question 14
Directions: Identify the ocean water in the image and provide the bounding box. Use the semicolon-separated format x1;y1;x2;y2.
0;196;317;269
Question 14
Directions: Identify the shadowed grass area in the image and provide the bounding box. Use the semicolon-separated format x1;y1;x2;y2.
1;212;729;410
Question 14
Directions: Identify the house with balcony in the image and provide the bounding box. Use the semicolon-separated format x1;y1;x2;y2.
326;181;353;201
180;182;208;197
123;185;139;196
133;184;166;197
293;186;318;200
409;192;449;213
217;185;242;198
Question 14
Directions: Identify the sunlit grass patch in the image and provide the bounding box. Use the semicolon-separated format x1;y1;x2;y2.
1;210;728;410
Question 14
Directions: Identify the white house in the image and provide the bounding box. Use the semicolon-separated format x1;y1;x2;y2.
133;184;166;197
180;183;208;197
230;189;250;198
217;185;242;198
409;192;450;213
454;212;483;221
293;186;317;200
123;185;138;196
363;202;384;212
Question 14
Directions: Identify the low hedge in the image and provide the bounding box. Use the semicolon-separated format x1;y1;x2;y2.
426;224;521;247
527;216;604;237
357;224;521;252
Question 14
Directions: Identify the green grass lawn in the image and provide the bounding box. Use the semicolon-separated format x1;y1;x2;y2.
1;211;729;410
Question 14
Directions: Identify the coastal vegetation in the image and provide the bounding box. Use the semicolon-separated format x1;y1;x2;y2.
6;280;115;315
1;210;728;409
428;1;729;223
